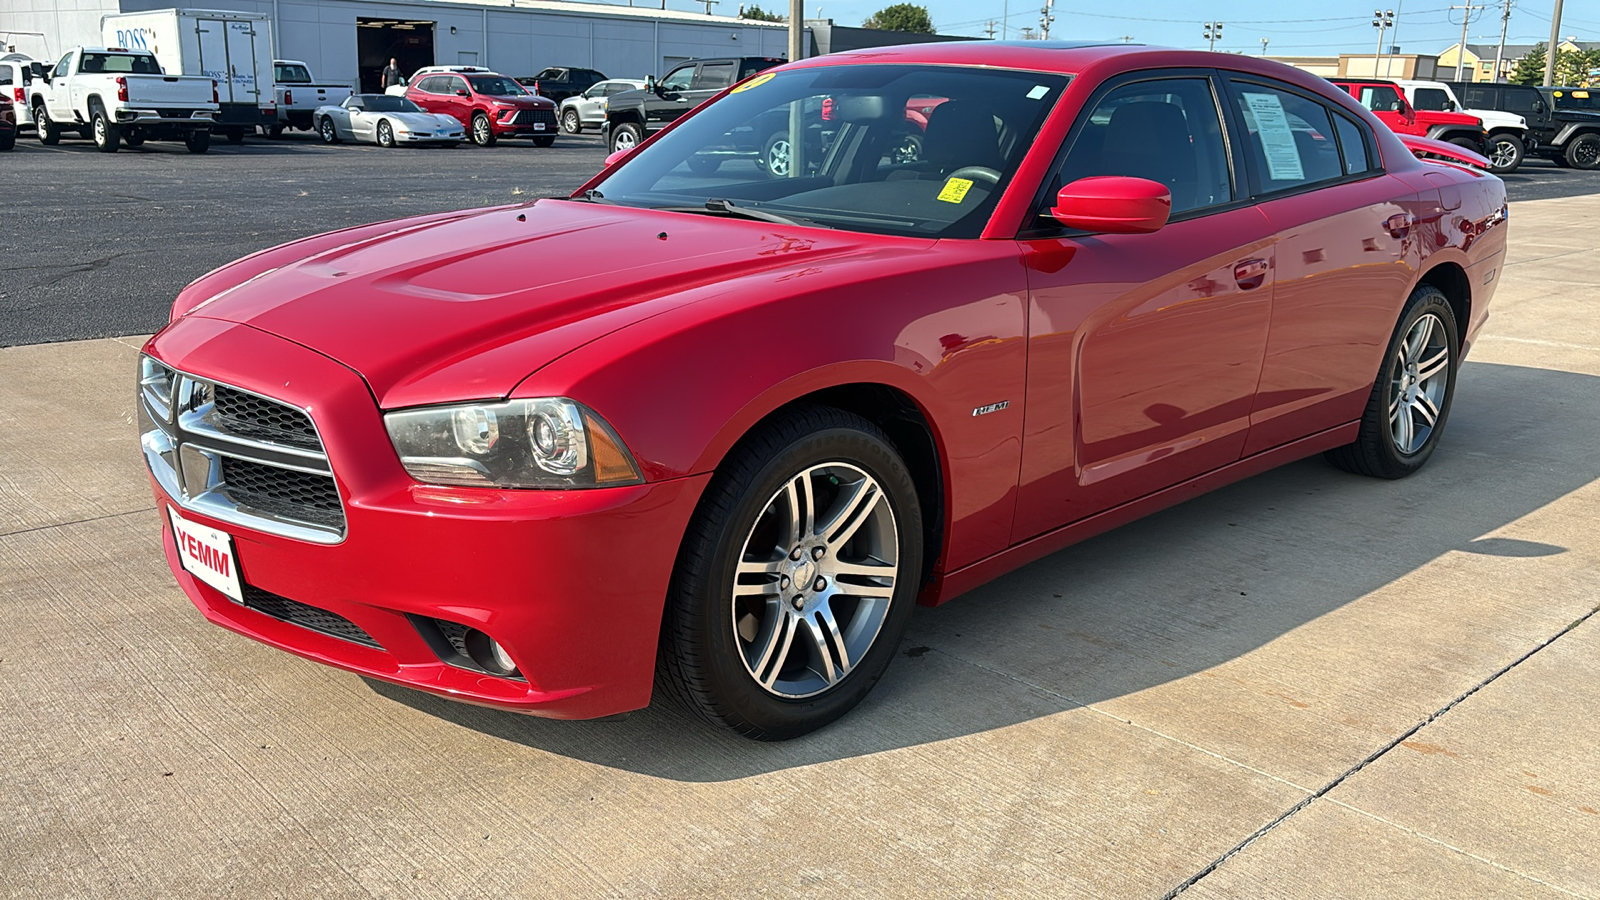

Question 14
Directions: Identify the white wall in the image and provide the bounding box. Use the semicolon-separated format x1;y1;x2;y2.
1;0;122;61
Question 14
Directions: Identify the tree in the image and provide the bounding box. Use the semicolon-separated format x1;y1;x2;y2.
1509;43;1546;85
740;4;785;22
862;4;936;33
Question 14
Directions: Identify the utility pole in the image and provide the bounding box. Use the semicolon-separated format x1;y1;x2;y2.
1491;0;1512;82
1003;0;1009;39
1020;26;1035;40
985;20;997;39
1373;10;1394;77
1450;2;1484;81
1120;35;1135;43
699;0;719;14
1040;0;1055;40
1541;0;1564;86
1260;37;1269;56
788;0;803;60
1203;21;1223;51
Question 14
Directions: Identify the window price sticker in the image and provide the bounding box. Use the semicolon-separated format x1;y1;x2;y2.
1242;92;1305;182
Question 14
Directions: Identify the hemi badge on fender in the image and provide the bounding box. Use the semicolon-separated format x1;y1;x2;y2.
972;401;1010;417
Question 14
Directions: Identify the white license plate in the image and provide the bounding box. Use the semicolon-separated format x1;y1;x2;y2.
169;507;243;602
534;122;546;131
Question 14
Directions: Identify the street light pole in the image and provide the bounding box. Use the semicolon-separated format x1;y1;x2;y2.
1203;21;1223;51
1372;10;1394;77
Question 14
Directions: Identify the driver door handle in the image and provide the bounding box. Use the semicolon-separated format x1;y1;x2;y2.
1233;257;1269;290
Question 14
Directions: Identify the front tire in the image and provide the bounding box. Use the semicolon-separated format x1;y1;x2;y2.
658;407;923;740
377;119;396;148
1485;133;1524;174
561;108;581;134
609;121;643;154
318;117;340;144
34;104;59;145
471;112;496;146
1325;284;1459;479
1565;133;1600;170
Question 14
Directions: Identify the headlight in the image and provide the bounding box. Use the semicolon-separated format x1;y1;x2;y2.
384;398;643;489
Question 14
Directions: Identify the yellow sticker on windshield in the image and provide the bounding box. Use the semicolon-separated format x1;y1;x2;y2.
937;178;974;203
731;72;777;93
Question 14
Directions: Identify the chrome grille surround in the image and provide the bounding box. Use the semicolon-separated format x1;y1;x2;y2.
139;355;347;544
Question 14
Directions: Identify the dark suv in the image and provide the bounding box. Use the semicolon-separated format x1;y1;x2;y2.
517;67;607;104
1444;81;1600;169
604;57;784;153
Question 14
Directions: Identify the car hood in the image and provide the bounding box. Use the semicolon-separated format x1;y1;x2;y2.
177;200;918;408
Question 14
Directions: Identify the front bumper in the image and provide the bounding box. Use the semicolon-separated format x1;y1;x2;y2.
395;128;464;143
143;316;709;719
490;107;557;138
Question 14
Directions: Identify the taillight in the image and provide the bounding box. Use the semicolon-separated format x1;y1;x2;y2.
284;89;292;105
212;79;219;104
11;87;21;104
116;76;128;102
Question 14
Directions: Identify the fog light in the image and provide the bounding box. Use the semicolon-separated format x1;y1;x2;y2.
463;628;519;677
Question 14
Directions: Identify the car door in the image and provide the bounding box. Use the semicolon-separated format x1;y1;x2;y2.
1013;72;1278;541
647;63;698;130
347;100;374;140
46;53;73;121
1217;76;1424;454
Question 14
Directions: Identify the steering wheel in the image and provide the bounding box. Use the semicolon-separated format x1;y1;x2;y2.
946;166;1002;186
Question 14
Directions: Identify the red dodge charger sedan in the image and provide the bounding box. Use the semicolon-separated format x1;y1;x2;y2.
141;43;1507;739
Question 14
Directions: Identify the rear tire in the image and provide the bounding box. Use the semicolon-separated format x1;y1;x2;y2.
184;129;211;154
0;129;13;151
123;130;146;148
1565;133;1600;170
91;105;120;153
34;104;59;145
658;406;924;740
267;124;285;139
1484;133;1523;174
1325;284;1459;479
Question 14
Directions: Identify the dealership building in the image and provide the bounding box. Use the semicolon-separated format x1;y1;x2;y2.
1;0;812;92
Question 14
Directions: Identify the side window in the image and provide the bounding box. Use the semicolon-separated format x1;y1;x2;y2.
661;65;694;93
1332;112;1376;175
694;62;736;91
0;68;11;87
1461;86;1491;107
1357;85;1405;113
1413;88;1451;111
1503;89;1538;114
445;76;468;95
1052;77;1233;216
53;55;71;79
1226;81;1345;193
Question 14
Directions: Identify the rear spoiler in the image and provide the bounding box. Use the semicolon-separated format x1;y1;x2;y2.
1399;134;1492;173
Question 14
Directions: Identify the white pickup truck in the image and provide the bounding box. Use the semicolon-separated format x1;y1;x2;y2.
1395;79;1530;173
270;59;353;137
28;47;218;153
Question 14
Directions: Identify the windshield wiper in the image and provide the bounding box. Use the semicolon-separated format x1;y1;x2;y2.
655;198;831;229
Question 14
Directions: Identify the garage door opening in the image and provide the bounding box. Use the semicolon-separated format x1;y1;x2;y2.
356;18;434;92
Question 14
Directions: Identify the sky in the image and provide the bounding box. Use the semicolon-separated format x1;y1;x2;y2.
634;0;1596;57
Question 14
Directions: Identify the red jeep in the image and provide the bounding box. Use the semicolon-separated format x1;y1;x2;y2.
1330;79;1486;154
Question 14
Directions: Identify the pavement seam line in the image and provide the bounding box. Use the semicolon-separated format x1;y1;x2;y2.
1161;603;1600;899
0;507;154;539
921;647;1316;794
1326;799;1592;898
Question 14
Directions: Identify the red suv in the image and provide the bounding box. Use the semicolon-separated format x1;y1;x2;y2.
405;70;557;147
1330;79;1486;154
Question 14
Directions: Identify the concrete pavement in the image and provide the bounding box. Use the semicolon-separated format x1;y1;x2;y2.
2;196;1598;898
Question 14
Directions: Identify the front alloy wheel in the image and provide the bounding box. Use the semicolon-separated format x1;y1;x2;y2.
562;108;581;134
659;407;923;740
472;113;495;146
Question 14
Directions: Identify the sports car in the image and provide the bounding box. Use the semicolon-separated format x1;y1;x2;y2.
313;94;463;147
141;43;1507;740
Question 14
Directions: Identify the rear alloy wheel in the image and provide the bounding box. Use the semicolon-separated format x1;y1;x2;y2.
561;108;581;134
1565;133;1600;170
377;119;396;148
1484;133;1524;174
319;117;339;144
1325;284;1459;478
35;104;59;145
91;106;120;153
658;407;923;740
471;113;496;146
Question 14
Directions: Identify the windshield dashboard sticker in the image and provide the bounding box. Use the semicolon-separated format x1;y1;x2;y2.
1026;85;1051;100
938;178;974;204
972;401;1010;417
731;72;777;94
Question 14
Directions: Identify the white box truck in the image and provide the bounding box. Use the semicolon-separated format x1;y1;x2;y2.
102;8;274;144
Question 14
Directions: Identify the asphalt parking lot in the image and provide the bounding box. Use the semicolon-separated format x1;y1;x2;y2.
3;130;1600;347
3;133;1600;897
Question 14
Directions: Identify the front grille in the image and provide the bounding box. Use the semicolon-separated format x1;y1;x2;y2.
242;584;381;648
212;385;321;450
138;357;347;543
512;108;557;129
220;457;343;529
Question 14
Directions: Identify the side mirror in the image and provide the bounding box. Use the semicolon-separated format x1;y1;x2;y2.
455;89;469;97
603;149;629;167
29;62;46;80
646;75;661;95
1446;99;1457;111
1050;176;1172;234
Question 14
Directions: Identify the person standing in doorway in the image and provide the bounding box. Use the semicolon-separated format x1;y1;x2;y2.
380;57;404;91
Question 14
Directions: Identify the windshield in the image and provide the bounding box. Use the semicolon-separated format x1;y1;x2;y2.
591;65;1070;238
468;76;527;97
355;95;420;112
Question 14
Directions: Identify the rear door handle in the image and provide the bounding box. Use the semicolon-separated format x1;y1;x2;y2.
1233;257;1269;290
